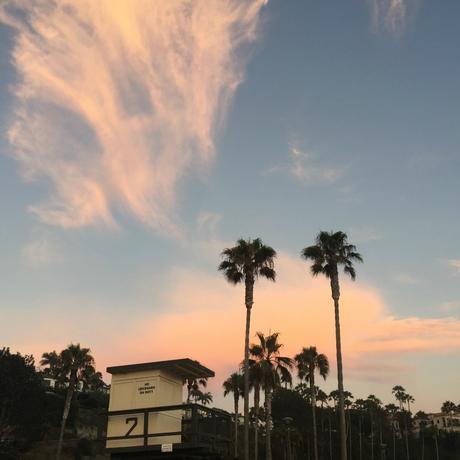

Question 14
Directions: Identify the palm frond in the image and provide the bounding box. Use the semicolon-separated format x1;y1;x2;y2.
258;266;276;281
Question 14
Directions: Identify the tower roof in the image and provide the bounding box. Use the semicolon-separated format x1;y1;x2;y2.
106;358;214;379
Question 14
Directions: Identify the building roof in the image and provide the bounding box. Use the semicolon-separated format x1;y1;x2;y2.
106;358;215;379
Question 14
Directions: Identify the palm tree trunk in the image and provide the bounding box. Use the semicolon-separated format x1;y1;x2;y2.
56;371;76;460
434;432;439;460
348;411;352;460
358;416;362;460
370;414;374;460
187;381;192;404
254;383;260;460
244;278;254;460
404;419;410;460
329;411;333;460
420;429;424;460
234;395;239;458
265;386;273;460
392;425;395;460
310;373;319;460
331;273;347;460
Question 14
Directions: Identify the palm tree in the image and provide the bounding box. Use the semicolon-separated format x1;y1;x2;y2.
249;359;264;460
191;389;213;405
40;351;63;385
295;346;329;460
365;395;382;460
392;385;410;460
441;400;457;414
250;332;293;460
385;403;399;460
354;398;367;460
302;231;362;460
185;377;208;404
316;388;329;460
80;365;105;392
41;344;94;460
392;385;407;410
223;372;245;458
219;238;277;460
414;411;428;460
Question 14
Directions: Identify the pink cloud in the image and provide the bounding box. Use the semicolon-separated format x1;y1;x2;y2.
3;252;460;407
100;253;460;387
0;0;266;234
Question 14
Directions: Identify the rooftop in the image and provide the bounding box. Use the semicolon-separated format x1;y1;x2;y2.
106;358;214;380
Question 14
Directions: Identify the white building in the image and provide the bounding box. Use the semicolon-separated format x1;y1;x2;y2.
429;412;460;432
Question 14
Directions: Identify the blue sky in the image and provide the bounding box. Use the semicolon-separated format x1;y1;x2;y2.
0;0;459;411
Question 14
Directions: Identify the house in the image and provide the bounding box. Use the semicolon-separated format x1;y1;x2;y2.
428;412;460;432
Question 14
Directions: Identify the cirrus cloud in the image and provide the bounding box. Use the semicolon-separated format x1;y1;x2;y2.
370;0;410;35
0;0;267;235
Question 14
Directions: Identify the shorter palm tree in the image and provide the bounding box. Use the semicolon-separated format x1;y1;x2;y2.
250;332;293;460
385;403;399;460
41;351;62;383
249;359;264;460
295;346;329;460
223;372;245;459
185;377;208;404
441;401;457;414
190;389;213;405
41;344;95;460
354;399;367;460
392;386;410;460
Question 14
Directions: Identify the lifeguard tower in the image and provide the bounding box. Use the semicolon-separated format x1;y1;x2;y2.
105;358;232;459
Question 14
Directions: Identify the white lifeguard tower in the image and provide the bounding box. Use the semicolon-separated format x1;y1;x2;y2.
105;358;232;459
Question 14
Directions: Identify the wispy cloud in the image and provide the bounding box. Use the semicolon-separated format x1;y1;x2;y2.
289;145;343;182
393;273;419;285
448;259;460;275
370;0;408;35
21;236;63;268
263;142;343;184
0;0;266;235
349;226;383;243
439;300;460;314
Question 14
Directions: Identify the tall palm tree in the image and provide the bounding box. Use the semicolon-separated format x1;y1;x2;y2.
392;385;410;460
249;359;264;460
302;231;362;460
219;238;277;460
250;332;293;460
41;344;94;460
295;346;329;460
223;372;245;459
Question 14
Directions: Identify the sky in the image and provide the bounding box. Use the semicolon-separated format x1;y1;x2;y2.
0;0;459;413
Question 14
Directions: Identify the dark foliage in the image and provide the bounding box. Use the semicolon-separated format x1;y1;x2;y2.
0;348;46;457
